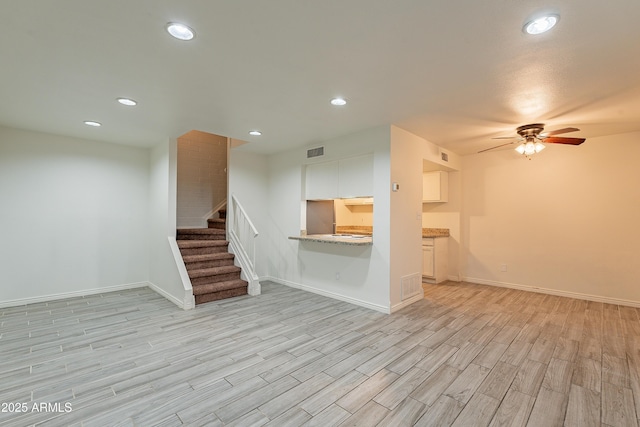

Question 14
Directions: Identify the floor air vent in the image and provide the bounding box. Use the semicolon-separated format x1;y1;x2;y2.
401;273;422;301
307;146;324;158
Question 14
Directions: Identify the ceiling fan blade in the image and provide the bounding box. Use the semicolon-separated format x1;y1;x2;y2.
542;136;586;145
478;141;517;153
541;127;580;137
491;136;518;140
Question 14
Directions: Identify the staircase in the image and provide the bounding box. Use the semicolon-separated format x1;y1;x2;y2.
177;208;248;304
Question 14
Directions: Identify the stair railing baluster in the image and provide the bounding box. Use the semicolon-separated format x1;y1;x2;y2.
228;194;260;295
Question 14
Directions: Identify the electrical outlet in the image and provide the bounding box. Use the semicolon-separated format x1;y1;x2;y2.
500;264;508;272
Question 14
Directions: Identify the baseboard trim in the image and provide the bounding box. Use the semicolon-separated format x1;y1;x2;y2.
391;292;424;314
0;282;150;309
167;236;195;310
463;276;640;308
262;276;390;314
147;281;192;310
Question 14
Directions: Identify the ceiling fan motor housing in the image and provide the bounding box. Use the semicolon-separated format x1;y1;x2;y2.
516;123;545;138
479;123;584;154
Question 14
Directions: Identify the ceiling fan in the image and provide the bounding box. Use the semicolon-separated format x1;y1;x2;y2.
479;123;586;158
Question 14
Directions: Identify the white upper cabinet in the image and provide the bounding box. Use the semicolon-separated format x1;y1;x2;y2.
422;171;448;203
342;197;374;205
338;154;374;198
305;161;339;199
305;154;373;200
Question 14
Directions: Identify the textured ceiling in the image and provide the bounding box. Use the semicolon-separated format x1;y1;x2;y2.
1;0;639;155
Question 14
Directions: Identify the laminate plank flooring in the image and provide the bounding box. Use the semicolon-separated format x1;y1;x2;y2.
1;281;640;426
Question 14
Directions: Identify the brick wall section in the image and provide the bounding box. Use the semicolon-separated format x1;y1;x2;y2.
177;130;227;228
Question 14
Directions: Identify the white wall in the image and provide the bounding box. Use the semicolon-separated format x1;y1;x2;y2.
177;131;227;228
148;139;194;309
228;148;269;277
0;126;149;305
389;126;429;309
461;130;640;305
264;126;393;312
335;199;374;227
422;170;462;281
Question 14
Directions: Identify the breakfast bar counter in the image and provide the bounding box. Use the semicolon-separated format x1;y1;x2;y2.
289;234;373;246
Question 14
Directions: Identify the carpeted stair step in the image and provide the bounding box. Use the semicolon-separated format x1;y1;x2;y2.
177;228;226;240
177;240;229;256
189;265;242;286
175;211;246;305
207;218;226;230
182;252;235;269
192;279;247;296
195;286;247;304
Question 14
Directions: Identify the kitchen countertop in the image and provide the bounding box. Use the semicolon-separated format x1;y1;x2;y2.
289;234;373;246
335;225;373;236
422;228;450;238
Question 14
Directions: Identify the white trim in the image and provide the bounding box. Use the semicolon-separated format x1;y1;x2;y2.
391;292;424;313
176;199;227;230
228;194;260;295
448;274;462;282
0;282;149;309
202;198;228;225
228;239;261;296
167;236;195;309
0;281;196;311
463;276;640;308
263;276;390;314
147;281;192;310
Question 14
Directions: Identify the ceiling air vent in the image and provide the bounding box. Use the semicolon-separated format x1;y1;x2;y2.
441;152;449;162
307;146;325;158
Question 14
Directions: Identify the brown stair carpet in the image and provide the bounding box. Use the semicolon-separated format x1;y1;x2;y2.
177;207;247;304
207;207;226;230
207;218;226;230
177;228;226;240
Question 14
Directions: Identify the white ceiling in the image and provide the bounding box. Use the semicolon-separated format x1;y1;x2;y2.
2;1;639;155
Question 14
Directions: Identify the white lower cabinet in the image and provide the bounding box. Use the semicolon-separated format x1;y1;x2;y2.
422;243;435;277
422;237;448;283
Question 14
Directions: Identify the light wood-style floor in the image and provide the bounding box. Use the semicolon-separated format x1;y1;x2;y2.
1;281;639;426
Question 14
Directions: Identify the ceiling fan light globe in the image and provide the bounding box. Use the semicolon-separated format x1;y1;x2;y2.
534;142;545;153
515;144;526;155
524;141;536;155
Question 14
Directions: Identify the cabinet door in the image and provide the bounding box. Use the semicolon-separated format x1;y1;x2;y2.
422;245;435;277
423;171;448;202
434;238;449;283
305;161;339;199
338;154;374;198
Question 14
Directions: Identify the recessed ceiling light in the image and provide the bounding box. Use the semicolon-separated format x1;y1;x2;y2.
166;22;195;41
249;130;262;136
84;121;101;127
330;97;347;106
524;14;559;35
117;97;137;106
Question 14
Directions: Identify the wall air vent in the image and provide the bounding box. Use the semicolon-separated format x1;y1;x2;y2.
441;152;449;162
401;273;422;301
307;146;325;159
